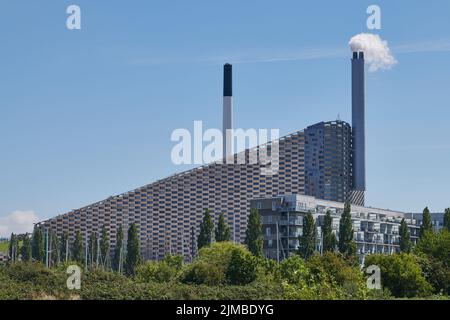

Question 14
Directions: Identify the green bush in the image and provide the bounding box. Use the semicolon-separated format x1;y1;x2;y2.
278;255;310;284
226;248;257;285
182;242;256;285
415;230;450;266
307;252;367;299
181;260;224;285
365;253;433;298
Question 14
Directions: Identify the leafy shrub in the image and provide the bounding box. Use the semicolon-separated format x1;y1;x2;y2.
182;242;255;285
226;249;257;285
365;253;432;298
182;260;224;285
307;252;367;299
278;255;310;284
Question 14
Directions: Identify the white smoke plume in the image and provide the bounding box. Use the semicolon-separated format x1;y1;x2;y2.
349;33;397;72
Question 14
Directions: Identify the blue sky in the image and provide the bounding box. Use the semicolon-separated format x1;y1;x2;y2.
1;0;450;236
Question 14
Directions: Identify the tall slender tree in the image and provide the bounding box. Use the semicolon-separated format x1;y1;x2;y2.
197;209;215;250
245;208;263;257
60;232;69;263
50;230;60;266
100;225;110;268
113;225;124;272
298;211;316;259
443;208;450;232
8;233;18;262
399;218;412;253
72;230;84;264
420;206;433;238
88;232;98;267
215;212;231;242
125;223;141;276
322;210;337;252
338;202;356;257
21;233;32;262
31;226;44;263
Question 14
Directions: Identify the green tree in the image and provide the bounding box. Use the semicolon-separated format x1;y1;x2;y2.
338;202;356;257
420;206;433;238
100;225;110;268
125;223;141;276
31;226;44;263
415;230;450;294
182;242;253;285
88;232;98;267
322;210;337;252
245;208;263;257
443;208;450;232
8;233;18;262
225;248;257;285
365;253;432;298
215;212;231;242
197;209;215;250
298;211;316;259
60;232;69;262
50;230;60;266
399;218;412;253
72;230;84;264
113;225;124;272
21;234;32;262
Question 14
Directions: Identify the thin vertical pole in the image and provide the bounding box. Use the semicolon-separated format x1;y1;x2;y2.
65;238;69;262
45;229;49;268
49;231;52;268
84;231;88;271
233;213;236;243
276;222;280;263
96;236;100;267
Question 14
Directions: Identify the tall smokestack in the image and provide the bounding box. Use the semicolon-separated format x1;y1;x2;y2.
223;63;233;161
351;51;365;206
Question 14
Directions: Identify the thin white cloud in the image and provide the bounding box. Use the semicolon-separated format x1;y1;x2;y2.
394;40;450;54
129;38;450;67
0;210;39;237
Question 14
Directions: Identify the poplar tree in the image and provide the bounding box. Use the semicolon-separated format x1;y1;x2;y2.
72;230;84;264
245;208;263;257
298;211;316;259
50;230;60;266
443;208;450;232
21;234;32;262
88;232;98;267
8;233;18;262
215;212;231;242
100;225;110;268
338;202;356;257
113;225;124;272
125;223;141;276
322;210;337;252
420;206;433;238
399;218;412;253
31;226;44;263
60;232;69;262
197;209;214;250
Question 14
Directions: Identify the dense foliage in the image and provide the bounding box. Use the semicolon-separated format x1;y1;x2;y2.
2;207;450;300
1;239;450;300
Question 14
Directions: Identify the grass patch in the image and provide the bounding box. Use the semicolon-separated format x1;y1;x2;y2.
0;241;9;253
